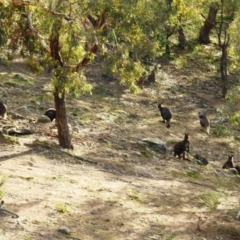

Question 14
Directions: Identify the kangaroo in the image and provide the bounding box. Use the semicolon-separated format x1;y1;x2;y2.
174;133;190;160
198;112;210;135
222;154;234;169
44;108;56;122
222;154;240;174
0;102;7;119
158;103;172;128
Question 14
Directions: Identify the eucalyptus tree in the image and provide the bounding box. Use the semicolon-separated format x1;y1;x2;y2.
199;2;219;44
220;3;240;126
0;0;99;148
0;4;38;57
161;0;205;54
215;0;239;97
230;4;240;68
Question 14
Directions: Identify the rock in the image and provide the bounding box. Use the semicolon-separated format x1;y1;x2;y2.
27;117;37;123
9;112;26;120
9;128;33;135
122;153;129;158
30;100;41;106
229;168;239;175
194;154;209;166
2;90;8;98
0;132;20;144
187;167;200;175
2;126;34;135
58;226;71;235
37;115;51;123
14;73;25;81
170;85;179;93
1;125;16;134
134;151;142;156
138;138;166;154
72;127;79;133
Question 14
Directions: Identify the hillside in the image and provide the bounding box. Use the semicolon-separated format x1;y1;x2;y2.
0;52;240;240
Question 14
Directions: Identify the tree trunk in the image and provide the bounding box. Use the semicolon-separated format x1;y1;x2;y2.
164;26;175;55
54;90;73;149
220;45;228;97
199;5;218;44
178;26;186;50
216;0;232;98
165;43;170;55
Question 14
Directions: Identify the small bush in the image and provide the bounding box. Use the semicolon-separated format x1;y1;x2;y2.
186;170;201;179
213;125;231;137
25;59;44;73
199;191;221;212
0;176;7;199
55;202;70;213
0;175;7;186
0;189;4;198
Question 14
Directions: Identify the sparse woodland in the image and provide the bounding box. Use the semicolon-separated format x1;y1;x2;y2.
0;0;240;239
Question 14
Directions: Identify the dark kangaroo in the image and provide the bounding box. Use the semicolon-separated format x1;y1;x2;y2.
44;108;56;122
222;154;240;174
198;112;210;135
158;103;172;128
174;133;190;160
0;102;7;119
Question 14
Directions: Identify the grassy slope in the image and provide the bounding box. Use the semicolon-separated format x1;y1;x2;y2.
0;46;239;240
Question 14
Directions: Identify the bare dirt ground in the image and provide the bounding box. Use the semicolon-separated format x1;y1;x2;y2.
0;56;240;240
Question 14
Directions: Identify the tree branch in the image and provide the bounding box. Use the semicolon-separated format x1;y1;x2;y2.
16;1;99;72
74;38;98;72
200;13;207;20
8;0;72;21
27;11;50;53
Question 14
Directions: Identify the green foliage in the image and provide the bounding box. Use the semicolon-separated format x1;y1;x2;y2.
222;87;240;128
119;60;145;93
25;58;44;73
0;175;7;199
199;190;221;212
52;67;92;96
92;0;164;88
172;56;187;68
213;125;231;137
0;190;4;199
0;134;20;145
230;13;240;69
186;169;201;179
229;112;240;127
55;202;70;213
24;236;32;240
0;175;7;186
58;21;86;64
